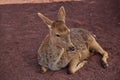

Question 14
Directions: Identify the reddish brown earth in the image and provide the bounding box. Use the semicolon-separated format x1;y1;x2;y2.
0;0;80;5
0;0;120;80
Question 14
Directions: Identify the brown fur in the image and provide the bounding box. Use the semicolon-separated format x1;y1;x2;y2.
37;6;109;74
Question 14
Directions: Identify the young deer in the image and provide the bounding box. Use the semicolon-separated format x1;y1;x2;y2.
37;6;109;74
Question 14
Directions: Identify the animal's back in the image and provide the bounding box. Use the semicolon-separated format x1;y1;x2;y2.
70;28;94;60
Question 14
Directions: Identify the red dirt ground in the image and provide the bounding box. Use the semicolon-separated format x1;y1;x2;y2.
0;0;80;5
0;0;120;80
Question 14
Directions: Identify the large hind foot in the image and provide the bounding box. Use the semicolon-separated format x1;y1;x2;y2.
102;61;109;69
89;37;109;68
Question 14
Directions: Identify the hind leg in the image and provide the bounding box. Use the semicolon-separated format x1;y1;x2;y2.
89;38;109;68
68;56;87;74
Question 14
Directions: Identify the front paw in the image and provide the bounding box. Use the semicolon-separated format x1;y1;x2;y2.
40;66;48;73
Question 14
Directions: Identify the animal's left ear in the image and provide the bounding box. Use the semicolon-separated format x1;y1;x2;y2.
38;12;53;28
58;6;66;23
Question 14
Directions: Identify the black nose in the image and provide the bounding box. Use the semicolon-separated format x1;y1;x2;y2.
69;46;75;51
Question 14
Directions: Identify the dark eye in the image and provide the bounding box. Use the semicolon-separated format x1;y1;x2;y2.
56;34;60;37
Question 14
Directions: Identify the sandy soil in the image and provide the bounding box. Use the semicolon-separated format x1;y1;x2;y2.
0;0;120;80
0;0;80;4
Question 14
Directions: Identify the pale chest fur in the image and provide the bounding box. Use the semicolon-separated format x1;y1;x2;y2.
38;45;76;70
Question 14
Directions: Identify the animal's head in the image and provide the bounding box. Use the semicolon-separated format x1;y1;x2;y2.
38;6;75;51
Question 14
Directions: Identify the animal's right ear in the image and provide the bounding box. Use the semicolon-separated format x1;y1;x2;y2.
58;6;66;23
38;12;53;29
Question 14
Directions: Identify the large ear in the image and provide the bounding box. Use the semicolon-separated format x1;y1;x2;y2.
38;12;53;28
58;6;66;23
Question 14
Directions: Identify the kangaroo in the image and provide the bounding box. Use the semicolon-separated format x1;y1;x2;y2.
37;6;109;74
